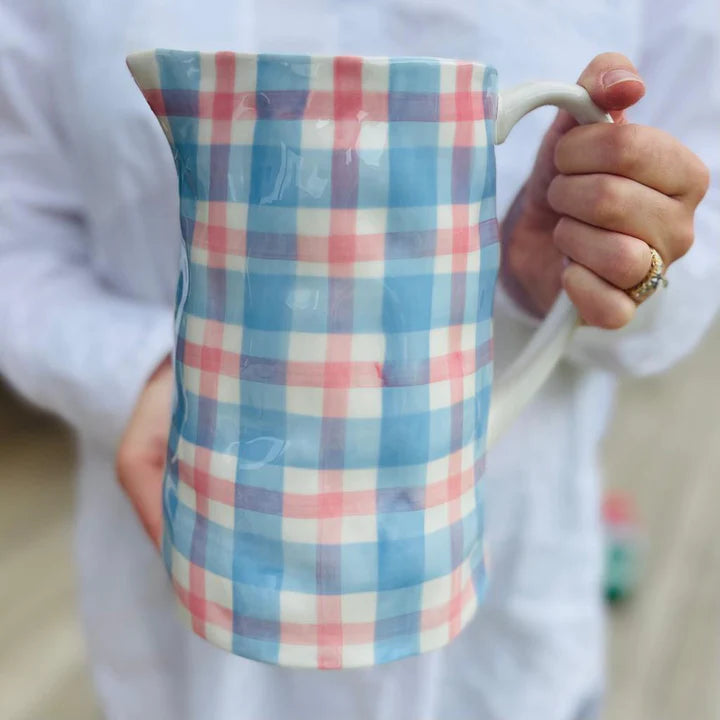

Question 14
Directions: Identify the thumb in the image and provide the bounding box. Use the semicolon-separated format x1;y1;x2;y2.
576;51;645;121
117;459;164;550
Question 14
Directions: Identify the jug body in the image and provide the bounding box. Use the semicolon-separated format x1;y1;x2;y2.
129;49;611;669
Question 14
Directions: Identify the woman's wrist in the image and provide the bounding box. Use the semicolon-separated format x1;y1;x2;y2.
499;185;549;319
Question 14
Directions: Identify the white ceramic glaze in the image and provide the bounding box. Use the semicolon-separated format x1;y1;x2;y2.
487;83;612;448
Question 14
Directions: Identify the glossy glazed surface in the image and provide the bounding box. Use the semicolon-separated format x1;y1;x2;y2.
129;49;500;668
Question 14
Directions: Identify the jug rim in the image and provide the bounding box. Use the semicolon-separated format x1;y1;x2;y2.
126;48;497;74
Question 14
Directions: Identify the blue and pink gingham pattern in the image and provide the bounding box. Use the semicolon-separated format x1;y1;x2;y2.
131;49;500;669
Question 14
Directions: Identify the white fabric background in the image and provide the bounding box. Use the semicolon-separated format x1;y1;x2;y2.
1;1;718;718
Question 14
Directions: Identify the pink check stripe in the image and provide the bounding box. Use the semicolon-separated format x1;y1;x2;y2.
177;452;478;519
182;341;492;390
448;62;475;639
192;221;492;262
150;86;487;124
174;561;476;643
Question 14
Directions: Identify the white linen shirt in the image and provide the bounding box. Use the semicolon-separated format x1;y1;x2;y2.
1;1;718;719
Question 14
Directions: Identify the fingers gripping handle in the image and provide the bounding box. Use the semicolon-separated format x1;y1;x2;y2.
486;83;612;449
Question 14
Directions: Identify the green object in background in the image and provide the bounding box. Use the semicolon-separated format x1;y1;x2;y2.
605;538;639;603
603;493;641;603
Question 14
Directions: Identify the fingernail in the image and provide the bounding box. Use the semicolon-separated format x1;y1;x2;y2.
601;68;644;90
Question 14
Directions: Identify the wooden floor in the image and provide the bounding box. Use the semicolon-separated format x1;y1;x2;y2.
2;322;720;720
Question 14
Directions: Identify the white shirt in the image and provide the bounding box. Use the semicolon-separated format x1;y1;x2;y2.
1;1;718;719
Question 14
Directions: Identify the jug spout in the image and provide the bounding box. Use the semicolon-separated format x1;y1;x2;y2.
127;50;175;146
126;50;158;95
127;49;219;199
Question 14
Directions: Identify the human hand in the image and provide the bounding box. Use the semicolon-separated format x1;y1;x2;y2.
500;52;710;328
116;356;172;550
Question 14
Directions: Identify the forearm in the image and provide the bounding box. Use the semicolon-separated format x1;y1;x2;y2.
498;185;544;319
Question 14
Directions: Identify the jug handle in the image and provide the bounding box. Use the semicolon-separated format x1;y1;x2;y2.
487;82;612;448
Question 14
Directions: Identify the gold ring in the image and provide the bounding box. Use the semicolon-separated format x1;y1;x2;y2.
627;247;668;304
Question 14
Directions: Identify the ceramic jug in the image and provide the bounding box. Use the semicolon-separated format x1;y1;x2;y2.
128;50;609;669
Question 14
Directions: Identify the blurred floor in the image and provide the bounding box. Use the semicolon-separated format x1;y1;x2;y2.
0;388;100;720
1;323;720;720
602;319;720;720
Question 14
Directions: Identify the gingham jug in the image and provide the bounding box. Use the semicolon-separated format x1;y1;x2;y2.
128;49;609;669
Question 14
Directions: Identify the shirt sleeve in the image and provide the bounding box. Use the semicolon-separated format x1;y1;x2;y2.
0;1;174;448
562;0;720;376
